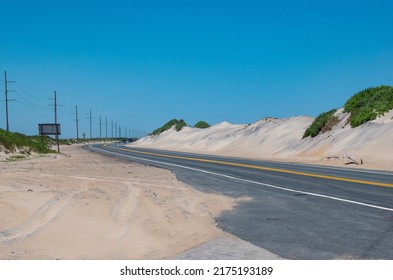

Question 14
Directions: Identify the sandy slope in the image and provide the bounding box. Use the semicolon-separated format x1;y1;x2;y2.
0;145;240;259
132;109;393;171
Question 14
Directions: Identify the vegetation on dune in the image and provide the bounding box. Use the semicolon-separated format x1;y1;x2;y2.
303;85;393;138
303;109;337;138
0;130;122;157
175;119;187;131
344;85;393;127
151;119;188;136
194;121;210;129
0;129;56;154
320;115;340;134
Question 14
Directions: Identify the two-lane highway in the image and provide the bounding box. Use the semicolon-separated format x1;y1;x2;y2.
87;144;393;259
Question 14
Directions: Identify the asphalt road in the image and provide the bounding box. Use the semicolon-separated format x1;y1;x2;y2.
87;144;393;259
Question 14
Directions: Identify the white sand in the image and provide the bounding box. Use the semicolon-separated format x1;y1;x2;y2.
0;145;241;259
131;109;393;171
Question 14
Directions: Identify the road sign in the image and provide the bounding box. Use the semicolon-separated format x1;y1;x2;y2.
38;123;61;135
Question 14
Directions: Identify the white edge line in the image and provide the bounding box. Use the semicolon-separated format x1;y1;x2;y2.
89;146;393;213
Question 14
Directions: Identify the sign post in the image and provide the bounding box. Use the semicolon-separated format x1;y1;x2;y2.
38;123;61;153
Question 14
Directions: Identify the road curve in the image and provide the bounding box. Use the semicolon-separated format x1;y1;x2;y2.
87;144;393;259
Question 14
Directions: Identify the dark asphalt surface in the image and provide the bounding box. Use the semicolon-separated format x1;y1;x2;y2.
87;144;393;259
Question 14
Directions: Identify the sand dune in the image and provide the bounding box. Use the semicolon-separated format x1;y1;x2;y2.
132;109;393;171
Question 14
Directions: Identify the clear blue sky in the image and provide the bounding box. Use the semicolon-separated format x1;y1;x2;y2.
1;0;393;138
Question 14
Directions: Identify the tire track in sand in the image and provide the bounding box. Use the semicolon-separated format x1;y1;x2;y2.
0;181;90;244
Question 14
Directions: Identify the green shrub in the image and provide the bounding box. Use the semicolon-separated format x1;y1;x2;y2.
344;85;393;127
0;129;56;154
194;121;210;129
303;109;337;138
151;119;178;135
175;119;187;131
151;119;188;135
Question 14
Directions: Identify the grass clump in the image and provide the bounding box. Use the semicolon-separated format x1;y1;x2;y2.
0;129;56;154
303;109;337;138
194;121;210;129
344;85;393;127
7;154;27;162
151;119;188;136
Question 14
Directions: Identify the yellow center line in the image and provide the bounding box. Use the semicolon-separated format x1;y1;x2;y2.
112;146;393;188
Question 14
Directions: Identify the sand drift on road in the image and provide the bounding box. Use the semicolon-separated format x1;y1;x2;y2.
0;145;241;259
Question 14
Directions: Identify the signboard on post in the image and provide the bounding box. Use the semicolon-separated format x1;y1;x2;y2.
38;124;61;135
38;123;61;153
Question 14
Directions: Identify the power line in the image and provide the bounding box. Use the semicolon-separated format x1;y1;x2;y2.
15;91;48;109
59;105;73;117
58;106;73;118
14;81;48;101
2;71;150;139
15;99;50;110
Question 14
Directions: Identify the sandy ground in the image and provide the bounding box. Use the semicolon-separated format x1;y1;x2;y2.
0;145;256;260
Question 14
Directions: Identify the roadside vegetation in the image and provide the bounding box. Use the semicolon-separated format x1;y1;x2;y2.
58;138;122;145
0;129;128;157
194;121;210;129
303;109;337;138
0;129;55;154
303;85;393;138
151;119;188;136
344;85;393;127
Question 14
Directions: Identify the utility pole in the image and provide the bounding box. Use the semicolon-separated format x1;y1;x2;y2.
54;91;60;153
115;122;117;138
119;126;121;138
75;106;79;139
89;109;92;139
99;114;102;138
4;71;8;131
111;120;113;138
4;71;15;132
105;116;108;138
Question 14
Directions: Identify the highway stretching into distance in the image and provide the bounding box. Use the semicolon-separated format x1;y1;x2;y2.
87;143;393;259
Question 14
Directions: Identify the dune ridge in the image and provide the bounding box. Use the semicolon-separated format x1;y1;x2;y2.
131;109;393;171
